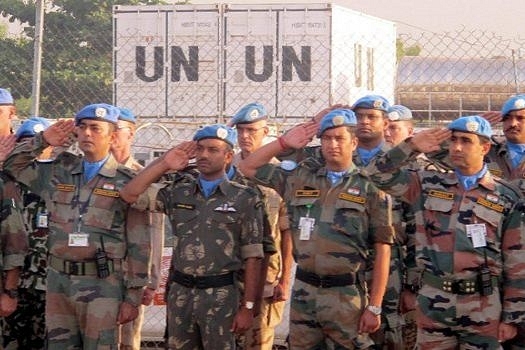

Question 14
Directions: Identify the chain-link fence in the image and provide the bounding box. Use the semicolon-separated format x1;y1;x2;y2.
2;1;525;349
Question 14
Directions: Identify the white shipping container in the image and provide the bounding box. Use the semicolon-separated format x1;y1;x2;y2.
113;3;396;120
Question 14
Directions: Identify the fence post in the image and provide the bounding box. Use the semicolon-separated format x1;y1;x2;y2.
30;0;45;116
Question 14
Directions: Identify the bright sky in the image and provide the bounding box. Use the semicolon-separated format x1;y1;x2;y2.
188;0;521;39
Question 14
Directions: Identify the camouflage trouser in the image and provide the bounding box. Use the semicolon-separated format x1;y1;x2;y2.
118;304;145;350
416;284;501;349
165;282;239;350
370;254;404;350
46;268;123;350
1;287;46;350
401;310;417;350
240;297;286;350
289;279;374;350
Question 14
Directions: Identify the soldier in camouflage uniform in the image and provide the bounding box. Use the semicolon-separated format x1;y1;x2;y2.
479;95;525;350
351;96;407;350
120;124;265;350
3;104;151;350
1;117;51;350
113;107;165;350
0;89;29;348
0;169;28;322
238;110;394;349
363;115;525;349
230;103;293;350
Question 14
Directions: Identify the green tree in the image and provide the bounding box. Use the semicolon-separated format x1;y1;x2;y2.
0;0;169;117
396;38;422;63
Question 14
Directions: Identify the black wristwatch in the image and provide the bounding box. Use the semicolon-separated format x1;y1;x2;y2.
3;289;18;299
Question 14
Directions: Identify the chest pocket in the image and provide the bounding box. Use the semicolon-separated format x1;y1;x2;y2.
472;204;503;228
332;198;367;235
423;195;454;236
81;191;120;231
288;197;318;229
50;190;76;224
211;209;240;229
170;206;199;231
423;196;454;212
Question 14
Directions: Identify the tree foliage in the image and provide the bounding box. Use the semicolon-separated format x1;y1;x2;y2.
396;39;422;63
0;0;168;117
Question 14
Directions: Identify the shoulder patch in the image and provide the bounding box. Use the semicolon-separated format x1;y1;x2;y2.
117;165;138;179
280;160;297;171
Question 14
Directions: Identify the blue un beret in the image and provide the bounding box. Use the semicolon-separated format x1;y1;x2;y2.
352;95;391;113
75;103;119;125
501;95;525;118
387;105;413;121
15;117;51;140
117;107;137;124
0;88;14;106
193;124;237;147
317;108;357;137
231;102;268;125
448;115;492;139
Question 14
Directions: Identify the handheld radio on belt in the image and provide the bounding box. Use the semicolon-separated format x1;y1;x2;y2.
95;236;110;279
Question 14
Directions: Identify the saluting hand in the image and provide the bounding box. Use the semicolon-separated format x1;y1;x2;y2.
312;104;350;123
0;134;16;162
43;119;76;146
409;127;451;153
161;141;196;171
280;121;318;149
481;111;502;125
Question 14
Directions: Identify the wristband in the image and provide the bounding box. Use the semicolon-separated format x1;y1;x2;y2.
278;136;289;150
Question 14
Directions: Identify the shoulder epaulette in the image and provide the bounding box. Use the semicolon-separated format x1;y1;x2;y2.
493;176;523;199
116;165;138;179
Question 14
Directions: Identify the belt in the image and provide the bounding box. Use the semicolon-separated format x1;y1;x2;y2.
171;270;234;289
422;271;497;295
296;267;356;288
49;255;119;276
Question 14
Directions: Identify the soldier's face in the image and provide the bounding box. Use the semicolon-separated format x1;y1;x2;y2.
320;126;357;171
385;120;414;146
503;110;525;144
0;105;15;133
76;120;116;161
449;131;490;175
111;121;135;154
195;138;233;180
355;108;388;144
236;120;268;155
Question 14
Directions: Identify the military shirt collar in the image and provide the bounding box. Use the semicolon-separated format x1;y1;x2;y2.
316;163;357;177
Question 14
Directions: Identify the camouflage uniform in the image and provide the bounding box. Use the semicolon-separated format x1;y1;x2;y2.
285;144;410;349
141;176;264;350
3;135;151;350
353;144;408;350
232;155;290;350
252;160;394;349
483;139;525;350
0;175;28;349
118;156;165;350
364;141;525;349
1;185;47;350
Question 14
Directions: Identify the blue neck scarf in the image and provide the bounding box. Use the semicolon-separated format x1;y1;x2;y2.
455;164;488;191
357;143;383;166
226;165;236;180
198;176;225;198
326;170;347;186
506;142;525;169
83;155;110;182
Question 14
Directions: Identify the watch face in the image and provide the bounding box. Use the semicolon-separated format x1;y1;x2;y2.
245;301;254;310
367;305;381;315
